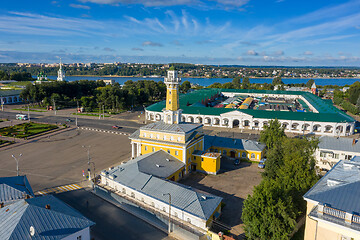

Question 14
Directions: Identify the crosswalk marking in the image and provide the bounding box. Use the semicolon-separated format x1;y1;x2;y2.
37;184;82;195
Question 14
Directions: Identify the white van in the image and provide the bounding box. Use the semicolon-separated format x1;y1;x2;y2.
16;114;28;120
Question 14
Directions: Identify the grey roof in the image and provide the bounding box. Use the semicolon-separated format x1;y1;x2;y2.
103;157;222;220
140;121;202;134
318;136;360;153
304;157;360;214
204;135;266;152
0;176;34;205
134;150;185;178
0;90;22;97
0;195;95;240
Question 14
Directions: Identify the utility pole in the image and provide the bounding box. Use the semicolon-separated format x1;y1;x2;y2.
82;145;91;181
11;153;23;176
163;193;172;234
52;98;56;115
28;105;30;122
76;100;79;127
103;105;105;120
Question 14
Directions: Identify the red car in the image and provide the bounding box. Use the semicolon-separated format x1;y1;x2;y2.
112;125;121;129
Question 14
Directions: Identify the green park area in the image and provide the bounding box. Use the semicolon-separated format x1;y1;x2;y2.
0;122;58;139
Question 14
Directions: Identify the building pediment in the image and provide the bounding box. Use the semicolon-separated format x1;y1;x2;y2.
220;110;252;118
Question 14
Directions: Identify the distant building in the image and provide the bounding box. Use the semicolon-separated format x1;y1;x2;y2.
315;136;360;171
0;176;34;206
35;71;50;84
0;90;22;105
311;82;318;96
303;157;360;240
0;195;95;240
98;79;115;85
57;58;65;81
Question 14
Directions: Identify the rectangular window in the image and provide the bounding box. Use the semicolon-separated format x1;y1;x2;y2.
152;147;155;152
145;146;148;151
194;156;196;160
320;152;325;157
201;158;204;162
175;151;178;156
335;154;339;159
167;149;170;154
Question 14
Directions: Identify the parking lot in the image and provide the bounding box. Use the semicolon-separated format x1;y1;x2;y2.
179;157;263;237
0;128;132;191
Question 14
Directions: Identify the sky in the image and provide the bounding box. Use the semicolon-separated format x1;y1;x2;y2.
0;0;360;66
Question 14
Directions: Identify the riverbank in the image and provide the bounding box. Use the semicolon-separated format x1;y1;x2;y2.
67;75;360;79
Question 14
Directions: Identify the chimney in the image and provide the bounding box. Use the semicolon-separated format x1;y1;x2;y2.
45;204;51;210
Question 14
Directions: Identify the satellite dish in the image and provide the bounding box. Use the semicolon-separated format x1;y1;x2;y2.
30;226;35;236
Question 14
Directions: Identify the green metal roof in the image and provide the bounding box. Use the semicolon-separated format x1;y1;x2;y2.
146;88;354;123
0;90;22;97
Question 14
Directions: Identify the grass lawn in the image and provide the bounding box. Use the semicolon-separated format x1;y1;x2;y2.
5;81;32;86
0;139;10;145
0;122;58;138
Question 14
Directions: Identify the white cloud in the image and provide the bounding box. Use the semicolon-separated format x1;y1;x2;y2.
142;41;163;47
246;50;258;56
70;4;91;9
303;51;313;55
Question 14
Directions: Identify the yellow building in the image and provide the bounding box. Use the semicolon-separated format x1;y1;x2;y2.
303;157;360;240
130;69;266;179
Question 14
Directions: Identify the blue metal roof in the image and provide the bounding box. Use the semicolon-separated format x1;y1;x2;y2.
304;157;360;214
0;176;34;205
0;195;95;240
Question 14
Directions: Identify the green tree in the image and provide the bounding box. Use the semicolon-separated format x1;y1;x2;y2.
208;82;223;88
242;77;250;89
232;77;241;89
348;81;360;104
306;79;315;89
180;80;191;93
272;76;284;85
259;119;286;150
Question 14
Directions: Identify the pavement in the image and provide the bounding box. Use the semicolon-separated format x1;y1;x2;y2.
55;189;171;240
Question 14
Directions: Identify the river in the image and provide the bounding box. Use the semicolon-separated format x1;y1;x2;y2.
46;76;360;87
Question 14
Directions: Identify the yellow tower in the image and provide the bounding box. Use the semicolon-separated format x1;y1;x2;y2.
163;68;182;124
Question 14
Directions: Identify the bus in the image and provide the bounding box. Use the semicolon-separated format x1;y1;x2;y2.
16;114;28;120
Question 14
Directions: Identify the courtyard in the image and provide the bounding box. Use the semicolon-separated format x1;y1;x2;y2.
179;157;263;237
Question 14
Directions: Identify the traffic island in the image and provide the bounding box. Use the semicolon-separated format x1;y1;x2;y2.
0;122;58;139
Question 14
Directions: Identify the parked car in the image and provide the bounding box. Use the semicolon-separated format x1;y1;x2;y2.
234;159;240;166
16;114;28;120
65;118;73;122
112;125;121;129
258;158;266;169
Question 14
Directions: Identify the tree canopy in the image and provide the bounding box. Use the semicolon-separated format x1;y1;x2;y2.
242;120;319;240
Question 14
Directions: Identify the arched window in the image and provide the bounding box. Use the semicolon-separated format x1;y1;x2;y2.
251;153;255;159
242;152;247;158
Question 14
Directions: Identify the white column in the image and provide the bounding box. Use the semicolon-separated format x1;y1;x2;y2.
137;143;141;157
132;143;135;159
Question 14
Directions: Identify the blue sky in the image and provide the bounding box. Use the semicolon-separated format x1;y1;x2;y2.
0;0;359;66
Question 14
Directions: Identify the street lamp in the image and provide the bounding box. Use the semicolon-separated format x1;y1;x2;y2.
163;193;172;234
82;145;91;181
11;153;22;176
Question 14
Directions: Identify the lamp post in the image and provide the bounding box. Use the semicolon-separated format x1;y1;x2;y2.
82;145;91;181
11;153;22;176
163;193;172;234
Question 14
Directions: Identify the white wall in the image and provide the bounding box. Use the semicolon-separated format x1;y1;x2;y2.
314;148;359;171
101;174;208;230
62;227;90;240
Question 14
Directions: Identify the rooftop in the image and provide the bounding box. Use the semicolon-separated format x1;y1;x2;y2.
0;195;95;240
140;121;202;134
102;158;222;220
304;157;360;214
146;88;354;123
318;136;360;153
132;150;185;179
204;135;266;152
0;176;34;205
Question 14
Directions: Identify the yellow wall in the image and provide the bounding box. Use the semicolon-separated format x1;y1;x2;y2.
304;201;360;240
166;87;179;111
141;141;184;161
193;155;220;174
207;146;264;162
206;204;222;227
166;167;184;182
140;130;186;144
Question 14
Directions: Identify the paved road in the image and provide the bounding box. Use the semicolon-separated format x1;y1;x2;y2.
55;189;170;240
0;110;142;134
